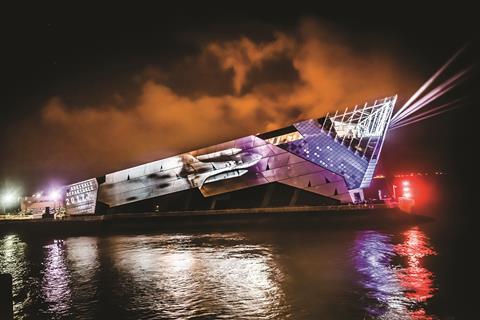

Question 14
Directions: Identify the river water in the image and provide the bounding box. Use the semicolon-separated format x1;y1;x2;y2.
1;217;461;320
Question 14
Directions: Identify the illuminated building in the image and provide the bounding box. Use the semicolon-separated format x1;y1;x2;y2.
58;96;396;215
20;193;58;217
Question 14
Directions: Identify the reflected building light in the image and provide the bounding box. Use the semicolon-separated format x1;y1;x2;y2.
66;237;99;276
203;249;279;308
110;235;199;316
61;237;100;319
394;227;437;303
353;231;408;319
353;229;437;319
111;233;288;319
0;234;28;317
1;234;17;260
42;240;72;317
163;251;194;272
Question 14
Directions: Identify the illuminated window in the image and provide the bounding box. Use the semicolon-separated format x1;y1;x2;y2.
265;131;304;145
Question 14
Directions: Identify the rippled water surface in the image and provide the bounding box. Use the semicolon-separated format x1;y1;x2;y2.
0;225;445;319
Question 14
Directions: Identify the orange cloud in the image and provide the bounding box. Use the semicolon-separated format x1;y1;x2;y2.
8;19;418;186
207;32;294;94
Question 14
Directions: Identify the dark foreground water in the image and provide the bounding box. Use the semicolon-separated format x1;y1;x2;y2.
1;220;461;320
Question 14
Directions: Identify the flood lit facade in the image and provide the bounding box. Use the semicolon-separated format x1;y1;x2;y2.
60;96;396;215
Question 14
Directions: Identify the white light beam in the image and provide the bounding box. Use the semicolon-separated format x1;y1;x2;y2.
391;45;468;123
389;104;462;131
391;66;470;125
390;98;463;128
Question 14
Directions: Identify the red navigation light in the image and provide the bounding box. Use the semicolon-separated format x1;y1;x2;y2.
393;174;434;209
401;180;413;199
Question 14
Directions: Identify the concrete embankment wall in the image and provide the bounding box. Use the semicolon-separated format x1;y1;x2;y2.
0;206;432;236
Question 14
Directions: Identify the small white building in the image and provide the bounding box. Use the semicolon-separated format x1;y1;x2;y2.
20;194;61;218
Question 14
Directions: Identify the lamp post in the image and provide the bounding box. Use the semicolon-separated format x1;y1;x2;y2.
392;185;397;200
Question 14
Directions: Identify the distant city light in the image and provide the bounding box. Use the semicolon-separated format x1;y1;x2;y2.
394;171;445;178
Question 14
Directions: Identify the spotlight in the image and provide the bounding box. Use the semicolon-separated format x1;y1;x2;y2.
49;190;61;201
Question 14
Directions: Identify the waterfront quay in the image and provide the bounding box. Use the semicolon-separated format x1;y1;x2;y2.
0;204;432;236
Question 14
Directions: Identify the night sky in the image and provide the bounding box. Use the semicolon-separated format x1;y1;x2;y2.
1;3;477;195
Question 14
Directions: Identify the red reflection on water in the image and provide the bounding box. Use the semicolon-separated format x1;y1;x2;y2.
410;309;433;320
394;227;437;319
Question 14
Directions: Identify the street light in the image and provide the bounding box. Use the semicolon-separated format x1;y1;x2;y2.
1;191;17;214
48;189;61;214
49;190;60;201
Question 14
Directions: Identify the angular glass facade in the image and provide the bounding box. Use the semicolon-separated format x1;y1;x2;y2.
59;96;396;215
283;119;369;189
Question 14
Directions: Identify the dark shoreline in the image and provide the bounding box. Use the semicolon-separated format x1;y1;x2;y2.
0;206;433;237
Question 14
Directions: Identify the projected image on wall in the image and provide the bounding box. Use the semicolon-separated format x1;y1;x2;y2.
97;130;355;208
98;136;270;207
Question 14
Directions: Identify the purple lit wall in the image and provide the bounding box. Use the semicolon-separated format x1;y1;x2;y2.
97;134;351;209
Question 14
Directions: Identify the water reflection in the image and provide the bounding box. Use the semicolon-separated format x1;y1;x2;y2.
394;228;437;304
1;228;441;319
0;234;28;317
353;227;437;319
41;240;72;317
65;237;99;318
40;237;100;319
109;233;288;319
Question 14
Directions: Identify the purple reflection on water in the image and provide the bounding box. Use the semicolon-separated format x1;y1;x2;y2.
41;240;72;317
353;231;406;318
352;228;437;320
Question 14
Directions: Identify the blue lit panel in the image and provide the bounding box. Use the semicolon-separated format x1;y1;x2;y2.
282;119;369;189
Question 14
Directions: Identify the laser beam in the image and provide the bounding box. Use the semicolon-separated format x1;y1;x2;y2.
391;44;468;123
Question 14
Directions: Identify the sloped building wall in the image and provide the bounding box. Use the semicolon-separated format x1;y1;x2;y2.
97;134;354;211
